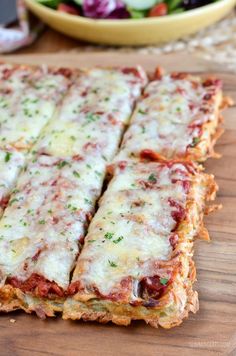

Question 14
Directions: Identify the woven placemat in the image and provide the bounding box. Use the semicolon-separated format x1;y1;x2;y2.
70;9;236;71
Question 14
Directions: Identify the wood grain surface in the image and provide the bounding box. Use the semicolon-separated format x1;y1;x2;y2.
0;53;235;356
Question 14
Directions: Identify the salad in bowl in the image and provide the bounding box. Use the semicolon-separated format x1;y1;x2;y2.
36;0;221;19
25;0;235;45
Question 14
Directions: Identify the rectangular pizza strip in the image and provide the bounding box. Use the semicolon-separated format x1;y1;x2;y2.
34;67;147;159
64;160;217;328
0;62;74;217
115;70;226;163
0;67;147;316
0;154;106;316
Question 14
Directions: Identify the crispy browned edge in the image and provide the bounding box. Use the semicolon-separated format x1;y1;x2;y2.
186;92;232;162
62;164;218;328
0;286;64;318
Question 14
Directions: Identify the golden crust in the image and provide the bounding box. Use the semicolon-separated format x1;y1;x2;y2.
63;166;216;328
0;284;64;318
63;265;199;329
187;93;233;162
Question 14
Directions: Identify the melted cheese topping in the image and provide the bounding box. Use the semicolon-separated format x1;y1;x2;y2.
0;149;25;211
0;64;72;217
72;162;190;299
35;68;146;158
115;74;221;161
0;154;105;289
0;66;70;150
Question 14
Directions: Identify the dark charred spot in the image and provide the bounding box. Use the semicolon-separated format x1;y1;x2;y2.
53;68;72;78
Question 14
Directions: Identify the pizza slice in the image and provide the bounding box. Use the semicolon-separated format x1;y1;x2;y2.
0;154;106;316
115;70;228;163
64;160;217;328
34;67;147;159
0;62;74;217
0;66;147;317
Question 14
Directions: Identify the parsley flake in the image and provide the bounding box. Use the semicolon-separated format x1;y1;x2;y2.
9;198;18;206
108;260;117;268
138;109;146;115
191;137;200;147
73;170;80;178
160;277;169;285
104;232;114;240
113;236;124;244
5;152;12;162
148;173;157;184
57;160;68;169
38;219;46;225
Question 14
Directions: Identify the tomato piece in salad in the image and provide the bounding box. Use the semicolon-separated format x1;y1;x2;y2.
58;3;81;15
148;3;168;17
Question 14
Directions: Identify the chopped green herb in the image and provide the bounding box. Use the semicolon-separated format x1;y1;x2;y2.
148;173;157;184
57;160;68;169
10;187;18;193
108;260;117;268
85;113;100;124
23;108;32;117
47;209;53;214
70;136;76;141
102;155;107;161
113;236;124;244
84;198;92;205
38;219;46;225
138;109;146;115
191;137;200;147
160;277;169;285
9;198;18;206
88;240;96;244
5;152;12;162
66;204;77;212
95;171;102;177
73;170;80;178
104;232;114;240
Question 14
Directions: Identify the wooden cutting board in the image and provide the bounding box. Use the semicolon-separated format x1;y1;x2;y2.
0;53;235;356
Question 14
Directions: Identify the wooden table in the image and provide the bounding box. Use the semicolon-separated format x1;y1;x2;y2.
0;52;235;356
16;28;81;54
